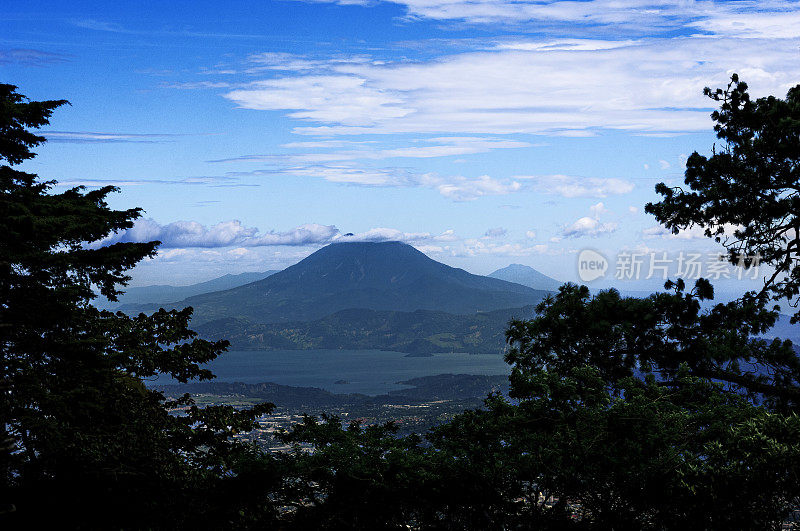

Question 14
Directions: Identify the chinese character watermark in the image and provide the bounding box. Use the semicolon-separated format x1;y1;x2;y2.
576;250;761;282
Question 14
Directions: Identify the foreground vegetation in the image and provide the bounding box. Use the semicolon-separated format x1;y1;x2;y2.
2;76;799;529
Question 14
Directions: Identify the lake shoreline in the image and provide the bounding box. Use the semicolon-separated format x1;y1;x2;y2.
151;349;512;396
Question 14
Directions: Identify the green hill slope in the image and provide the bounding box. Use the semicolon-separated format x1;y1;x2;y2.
196;305;536;355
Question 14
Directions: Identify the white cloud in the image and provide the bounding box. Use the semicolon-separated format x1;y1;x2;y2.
434;229;459;242
166;81;234;90
642;225;709;240
110;216;574;268
658;159;671;169
643;222;746;241
42;131;180;143
227;247;251;258
96;219;338;248
518;174;633;198
373;136;531;159
689;10;800;39
335;227;434;243
374;0;707;27
222;136;533;163
219;35;800;137
589;201;608;218
310;0;800;41
113;219;258;248
435;174;521;201
155;248;193;261
563;216;618;238
266;164;523;201
561;201;618;238
456;239;555;257
96;218;469;257
245;224;340;246
525;230;537;239
288;165;415;186
280;140;378;149
225;75;413;126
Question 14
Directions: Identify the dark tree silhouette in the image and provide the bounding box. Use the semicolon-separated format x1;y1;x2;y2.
646;74;800;320
0;84;275;528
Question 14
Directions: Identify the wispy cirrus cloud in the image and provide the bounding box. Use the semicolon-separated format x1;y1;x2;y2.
355;136;533;159
454;239;555;257
227;163;524;201
68;18;276;40
211;136;533;163
305;0;800;38
218;36;799;137
225;75;413;126
41;131;184;144
640;225;738;241
0;48;69;66
69;18;134;33
52;176;255;188
220;163;628;201
688;9;800;39
518;174;634;198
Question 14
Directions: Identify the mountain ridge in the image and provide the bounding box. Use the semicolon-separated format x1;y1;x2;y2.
97;270;278;310
147;242;548;325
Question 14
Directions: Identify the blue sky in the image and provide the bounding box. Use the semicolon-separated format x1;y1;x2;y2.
3;0;800;288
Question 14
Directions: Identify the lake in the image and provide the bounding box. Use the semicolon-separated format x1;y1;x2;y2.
150;349;511;395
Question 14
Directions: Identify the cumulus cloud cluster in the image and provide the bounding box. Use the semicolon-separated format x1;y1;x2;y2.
96;219;337;248
95;219;460;249
91;217;571;263
562;202;618;238
563;217;617;238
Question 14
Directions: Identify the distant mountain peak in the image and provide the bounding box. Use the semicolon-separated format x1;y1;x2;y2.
501;263;535;271
96;270;278;311
489;264;562;292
